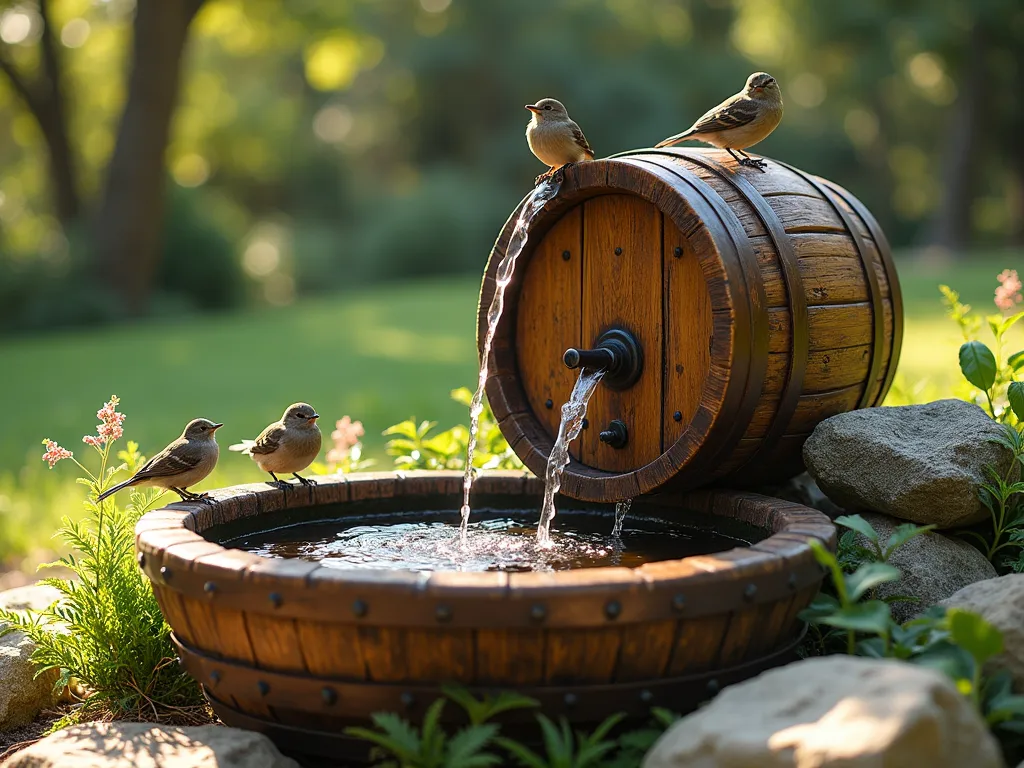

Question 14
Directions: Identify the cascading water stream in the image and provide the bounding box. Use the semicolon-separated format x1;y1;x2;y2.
460;176;563;541
611;499;632;537
536;368;606;546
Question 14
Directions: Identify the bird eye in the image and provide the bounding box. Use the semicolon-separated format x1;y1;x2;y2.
544;105;552;111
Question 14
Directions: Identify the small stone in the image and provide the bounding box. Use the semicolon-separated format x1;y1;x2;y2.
853;512;996;623
803;400;1014;528
0;631;60;731
940;574;1024;691
5;723;301;767
642;656;1003;768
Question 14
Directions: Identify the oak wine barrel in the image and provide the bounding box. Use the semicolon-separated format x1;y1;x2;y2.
479;148;903;502
135;471;834;765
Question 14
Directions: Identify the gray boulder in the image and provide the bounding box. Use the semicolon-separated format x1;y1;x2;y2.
803;399;1013;528
852;512;996;623
0;585;63;731
5;723;301;767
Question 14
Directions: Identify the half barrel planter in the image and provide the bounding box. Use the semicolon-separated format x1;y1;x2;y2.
136;470;835;764
480;148;903;501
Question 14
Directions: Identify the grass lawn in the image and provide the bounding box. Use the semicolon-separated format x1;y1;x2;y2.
0;254;1020;564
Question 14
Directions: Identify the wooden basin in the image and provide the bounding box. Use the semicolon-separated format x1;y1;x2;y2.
135;470;834;764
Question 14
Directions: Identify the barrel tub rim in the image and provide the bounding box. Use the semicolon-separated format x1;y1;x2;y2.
136;470;835;632
478;149;903;502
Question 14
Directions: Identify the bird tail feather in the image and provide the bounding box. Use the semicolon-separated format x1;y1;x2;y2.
229;439;256;455
655;129;695;149
97;477;138;503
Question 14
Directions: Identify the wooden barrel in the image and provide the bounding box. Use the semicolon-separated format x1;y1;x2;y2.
135;471;834;765
479;148;903;502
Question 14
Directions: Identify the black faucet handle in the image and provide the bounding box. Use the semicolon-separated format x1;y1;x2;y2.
561;328;644;391
563;347;615;370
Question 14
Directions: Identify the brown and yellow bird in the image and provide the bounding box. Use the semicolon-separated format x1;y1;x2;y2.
230;403;322;488
656;72;783;172
525;98;594;183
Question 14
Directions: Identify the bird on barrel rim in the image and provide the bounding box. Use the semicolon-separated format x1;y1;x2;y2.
97;418;223;503
525;98;595;185
230;403;322;489
656;72;783;172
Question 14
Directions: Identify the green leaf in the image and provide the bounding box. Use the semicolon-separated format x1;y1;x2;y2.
445;724;499;765
883;523;936;559
999;310;1024;337
835;514;880;544
911;641;976;683
808;539;846;602
947;609;1003;666
1008;381;1024;422
959;341;998;391
494;737;547;768
1008;350;1024;372
845;562;901;601
818;600;892;634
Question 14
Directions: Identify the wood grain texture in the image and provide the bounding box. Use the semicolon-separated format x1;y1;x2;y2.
579;194;664;471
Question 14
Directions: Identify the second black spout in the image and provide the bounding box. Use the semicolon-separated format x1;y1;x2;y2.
562;328;644;391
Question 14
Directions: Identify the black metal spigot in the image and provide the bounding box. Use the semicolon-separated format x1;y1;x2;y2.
563;328;644;391
599;420;629;449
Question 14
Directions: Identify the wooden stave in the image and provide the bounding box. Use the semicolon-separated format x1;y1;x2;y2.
479;150;900;499
137;472;834;703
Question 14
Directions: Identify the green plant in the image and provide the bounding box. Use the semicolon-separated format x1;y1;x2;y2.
0;397;206;725
941;282;1023;425
494;713;626;768
384;388;523;471
960;423;1024;568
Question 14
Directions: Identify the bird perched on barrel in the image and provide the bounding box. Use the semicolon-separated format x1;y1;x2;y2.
96;418;223;503
655;72;783;172
525;98;595;184
230;403;322;489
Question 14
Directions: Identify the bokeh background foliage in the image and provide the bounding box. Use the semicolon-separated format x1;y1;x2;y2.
0;0;1022;567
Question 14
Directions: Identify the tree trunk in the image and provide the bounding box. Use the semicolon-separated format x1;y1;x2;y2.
929;24;986;253
0;0;81;226
93;0;204;315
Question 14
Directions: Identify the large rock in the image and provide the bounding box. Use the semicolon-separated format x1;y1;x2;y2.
803;399;1013;528
940;574;1024;690
643;656;1003;768
0;585;62;731
853;512;996;623
5;723;301;767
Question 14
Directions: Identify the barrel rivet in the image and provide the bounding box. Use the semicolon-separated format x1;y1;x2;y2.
322;687;338;706
435;604;452;623
673;411;683;422
672;593;686;612
640;689;654;703
530;604;547;622
159;566;171;581
400;692;415;709
352;599;368;618
614;247;623;256
545;399;554;409
706;679;719;695
562;250;571;261
564;692;578;707
209;670;220;686
257;680;270;696
674;246;683;258
203;581;217;596
269;592;283;608
582;419;589;430
605;600;622;620
743;584;757;602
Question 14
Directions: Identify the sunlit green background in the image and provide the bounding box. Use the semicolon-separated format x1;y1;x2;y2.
0;0;1022;572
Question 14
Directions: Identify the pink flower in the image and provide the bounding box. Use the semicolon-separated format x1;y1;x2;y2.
42;439;73;469
327;416;364;464
84;395;125;446
995;269;1023;313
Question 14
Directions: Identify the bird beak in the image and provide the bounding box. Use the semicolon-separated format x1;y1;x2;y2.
308;414;320;423
525;104;541;113
211;423;224;431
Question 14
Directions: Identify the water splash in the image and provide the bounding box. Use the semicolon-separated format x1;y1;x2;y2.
461;176;563;541
537;368;606;546
612;499;633;537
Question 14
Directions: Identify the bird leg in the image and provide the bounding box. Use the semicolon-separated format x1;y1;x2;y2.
173;487;214;504
266;472;291;490
737;150;768;172
292;472;317;486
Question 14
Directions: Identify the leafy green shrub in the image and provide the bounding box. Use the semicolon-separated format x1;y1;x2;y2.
385;388;523;471
0;396;206;725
